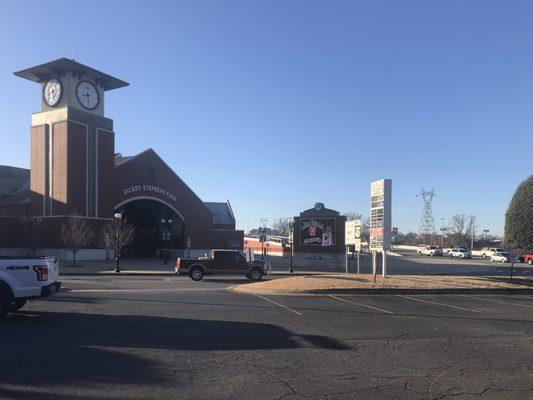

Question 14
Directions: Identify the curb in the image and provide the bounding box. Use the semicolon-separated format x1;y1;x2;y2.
231;287;533;296
60;272;175;277
59;271;337;277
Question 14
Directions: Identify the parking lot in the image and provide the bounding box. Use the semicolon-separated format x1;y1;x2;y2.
313;249;532;277
2;274;533;400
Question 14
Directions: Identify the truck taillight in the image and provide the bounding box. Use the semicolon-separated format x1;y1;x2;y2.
33;265;48;281
176;258;181;268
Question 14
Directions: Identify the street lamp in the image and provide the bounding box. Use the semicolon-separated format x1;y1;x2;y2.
288;219;294;273
161;218;173;265
114;213;122;273
440;227;447;248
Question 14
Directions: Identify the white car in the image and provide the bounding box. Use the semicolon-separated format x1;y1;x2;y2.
449;248;472;259
0;256;61;318
490;252;510;263
418;245;443;256
481;247;506;259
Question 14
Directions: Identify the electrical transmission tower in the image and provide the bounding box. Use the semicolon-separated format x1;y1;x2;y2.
417;188;436;244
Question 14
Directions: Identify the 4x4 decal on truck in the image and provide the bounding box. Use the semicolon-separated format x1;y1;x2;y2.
6;265;30;271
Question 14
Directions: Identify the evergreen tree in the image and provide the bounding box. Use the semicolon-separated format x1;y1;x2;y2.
505;175;533;250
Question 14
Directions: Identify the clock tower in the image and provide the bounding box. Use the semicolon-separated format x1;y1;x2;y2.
14;58;128;218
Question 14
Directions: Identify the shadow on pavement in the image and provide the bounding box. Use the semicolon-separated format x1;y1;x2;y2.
0;311;349;399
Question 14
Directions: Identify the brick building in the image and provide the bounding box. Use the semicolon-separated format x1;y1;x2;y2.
0;58;243;258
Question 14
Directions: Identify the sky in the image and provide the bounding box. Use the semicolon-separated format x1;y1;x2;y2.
1;0;532;235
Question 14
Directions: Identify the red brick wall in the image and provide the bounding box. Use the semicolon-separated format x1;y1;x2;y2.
66;121;88;215
113;149;215;249
0;217;25;248
29;125;46;216
97;129;114;218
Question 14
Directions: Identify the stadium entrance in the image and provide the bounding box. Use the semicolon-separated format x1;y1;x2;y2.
115;198;185;257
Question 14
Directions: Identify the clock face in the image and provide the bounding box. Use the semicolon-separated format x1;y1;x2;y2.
43;79;62;107
76;81;99;110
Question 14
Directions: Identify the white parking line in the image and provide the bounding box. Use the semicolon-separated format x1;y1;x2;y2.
329;295;394;314
398;295;481;313
462;295;533;308
69;288;228;293
253;294;303;316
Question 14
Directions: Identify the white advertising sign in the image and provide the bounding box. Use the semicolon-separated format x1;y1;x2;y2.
370;179;392;251
345;219;362;251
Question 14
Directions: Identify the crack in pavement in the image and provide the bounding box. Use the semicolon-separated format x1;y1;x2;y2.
247;361;318;400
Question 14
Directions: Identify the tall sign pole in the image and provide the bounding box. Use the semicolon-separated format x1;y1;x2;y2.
370;179;392;278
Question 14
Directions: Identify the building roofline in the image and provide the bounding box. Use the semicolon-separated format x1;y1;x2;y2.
14;58;129;91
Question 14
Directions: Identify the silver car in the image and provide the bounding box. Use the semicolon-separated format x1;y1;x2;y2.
490;252;510;263
449;247;472;259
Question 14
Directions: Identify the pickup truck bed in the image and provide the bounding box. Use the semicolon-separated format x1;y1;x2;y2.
0;256;61;318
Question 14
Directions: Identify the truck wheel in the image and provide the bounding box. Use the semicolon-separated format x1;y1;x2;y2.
9;300;27;312
189;267;204;281
0;286;12;319
250;267;263;281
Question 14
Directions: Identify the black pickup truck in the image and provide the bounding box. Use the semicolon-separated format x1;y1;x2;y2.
176;249;271;281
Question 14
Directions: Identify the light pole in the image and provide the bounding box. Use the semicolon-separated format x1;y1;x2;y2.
470;220;475;250
114;213;122;273
288;220;294;273
161;218;173;265
440;227;447;248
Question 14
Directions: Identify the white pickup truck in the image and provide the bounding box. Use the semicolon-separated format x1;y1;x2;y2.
0;256;61;318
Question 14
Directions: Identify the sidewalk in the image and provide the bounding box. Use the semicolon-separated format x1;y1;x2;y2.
60;258;176;276
59;258;337;276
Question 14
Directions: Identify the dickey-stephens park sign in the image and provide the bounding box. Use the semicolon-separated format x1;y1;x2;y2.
122;185;177;202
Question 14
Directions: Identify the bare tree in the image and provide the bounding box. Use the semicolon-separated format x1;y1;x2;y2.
22;216;43;256
102;218;137;258
342;212;361;220
61;214;95;266
101;222;114;260
449;214;477;248
360;217;370;243
271;218;291;237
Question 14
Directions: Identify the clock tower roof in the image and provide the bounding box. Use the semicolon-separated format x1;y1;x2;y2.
14;57;129;91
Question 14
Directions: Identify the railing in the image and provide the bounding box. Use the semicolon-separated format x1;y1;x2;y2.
244;235;288;244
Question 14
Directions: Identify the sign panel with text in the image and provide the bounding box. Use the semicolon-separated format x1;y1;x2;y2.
369;179;392;250
345;219;362;251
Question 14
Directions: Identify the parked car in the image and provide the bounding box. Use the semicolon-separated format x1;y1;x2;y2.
0;256;61;318
418;245;443;256
449;247;472;259
176;249;271;281
481;247;506;259
525;254;533;265
490;251;510;263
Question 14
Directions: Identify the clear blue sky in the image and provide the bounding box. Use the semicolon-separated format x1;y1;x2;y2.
1;0;532;235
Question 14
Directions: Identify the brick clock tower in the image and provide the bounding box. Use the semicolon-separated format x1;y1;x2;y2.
14;58;128;219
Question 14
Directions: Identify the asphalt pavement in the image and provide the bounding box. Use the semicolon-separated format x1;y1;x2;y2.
2;274;533;400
